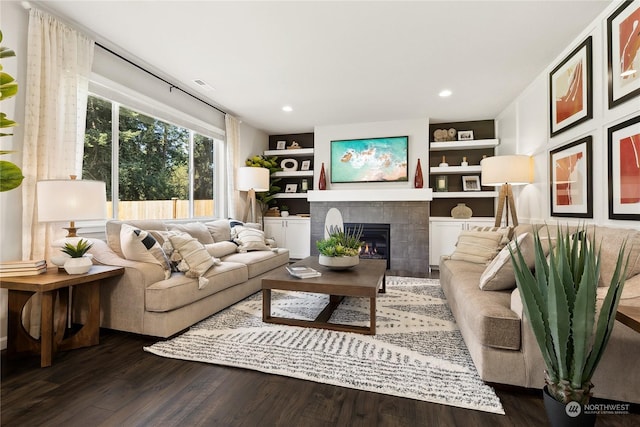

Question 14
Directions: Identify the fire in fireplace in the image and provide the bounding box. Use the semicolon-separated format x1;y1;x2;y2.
344;223;390;269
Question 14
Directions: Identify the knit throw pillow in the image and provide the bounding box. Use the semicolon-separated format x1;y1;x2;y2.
120;224;171;279
449;230;503;264
169;233;221;289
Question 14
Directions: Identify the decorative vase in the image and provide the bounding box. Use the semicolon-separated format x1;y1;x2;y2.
63;255;93;274
543;387;595;427
451;203;473;219
318;255;359;270
414;158;424;188
319;162;327;190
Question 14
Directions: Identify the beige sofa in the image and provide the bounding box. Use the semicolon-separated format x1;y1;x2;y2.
74;219;289;338
440;224;640;404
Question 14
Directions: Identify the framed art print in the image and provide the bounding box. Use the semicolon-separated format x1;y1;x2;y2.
607;0;640;109
462;176;480;191
608;115;640;220
549;37;593;137
549;136;593;218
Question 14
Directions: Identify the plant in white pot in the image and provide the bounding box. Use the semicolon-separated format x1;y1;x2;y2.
510;225;629;427
60;239;94;274
280;205;289;217
316;225;363;270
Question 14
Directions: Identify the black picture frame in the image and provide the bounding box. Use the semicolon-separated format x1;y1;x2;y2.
549;37;593;137
549;136;593;218
607;0;640;109
607;115;640;221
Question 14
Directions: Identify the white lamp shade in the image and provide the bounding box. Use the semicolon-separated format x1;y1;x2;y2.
237;167;269;192
481;155;534;186
37;179;107;222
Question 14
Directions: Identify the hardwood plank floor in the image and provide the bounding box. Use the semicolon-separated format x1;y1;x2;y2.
2;329;638;426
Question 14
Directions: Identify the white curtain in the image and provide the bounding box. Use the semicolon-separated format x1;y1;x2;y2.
225;114;241;219
21;9;94;335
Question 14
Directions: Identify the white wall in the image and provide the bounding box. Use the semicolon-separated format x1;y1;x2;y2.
497;1;640;229
313;118;429;190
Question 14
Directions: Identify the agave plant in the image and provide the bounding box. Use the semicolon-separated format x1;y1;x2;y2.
509;225;629;405
316;225;363;257
61;239;93;258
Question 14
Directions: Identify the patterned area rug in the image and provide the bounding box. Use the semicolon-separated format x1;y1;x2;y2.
144;276;504;414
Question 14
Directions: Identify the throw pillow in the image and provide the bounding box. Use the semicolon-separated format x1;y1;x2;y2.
120;224;171;279
232;226;272;252
205;219;233;242
167;222;215;244
168;233;221;289
471;226;514;248
204;241;239;258
449;230;503;264
480;232;535;291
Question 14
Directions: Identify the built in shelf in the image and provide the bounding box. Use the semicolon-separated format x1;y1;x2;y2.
264;148;314;157
430;165;482;174
429;139;499;151
431;191;498;198
272;170;314;178
272;193;309;199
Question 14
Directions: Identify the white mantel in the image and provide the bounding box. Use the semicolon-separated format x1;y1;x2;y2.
306;188;433;202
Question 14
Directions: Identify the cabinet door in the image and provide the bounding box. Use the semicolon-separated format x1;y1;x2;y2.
284;219;310;259
263;219;286;249
429;221;465;266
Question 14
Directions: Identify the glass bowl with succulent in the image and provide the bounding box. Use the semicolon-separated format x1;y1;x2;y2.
316;225;363;270
60;239;94;274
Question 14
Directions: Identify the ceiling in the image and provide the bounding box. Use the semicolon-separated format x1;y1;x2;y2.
40;1;610;135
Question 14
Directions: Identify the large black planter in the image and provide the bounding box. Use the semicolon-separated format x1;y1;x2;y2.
543;387;596;427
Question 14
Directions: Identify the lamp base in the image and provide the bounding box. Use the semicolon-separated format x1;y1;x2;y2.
494;183;519;227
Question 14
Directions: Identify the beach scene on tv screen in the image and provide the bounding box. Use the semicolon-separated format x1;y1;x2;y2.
331;136;408;183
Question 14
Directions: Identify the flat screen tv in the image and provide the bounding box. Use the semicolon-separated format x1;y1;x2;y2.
330;136;408;183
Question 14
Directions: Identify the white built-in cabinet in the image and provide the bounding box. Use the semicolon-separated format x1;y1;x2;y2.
429;217;496;268
263;216;310;259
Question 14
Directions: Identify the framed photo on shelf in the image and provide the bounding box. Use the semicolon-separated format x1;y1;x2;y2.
607;1;640;109
276;140;286;150
462;175;481;191
607;115;640;221
300;160;311;171
549;37;592;137
284;183;298;193
549;135;593;218
457;130;474;141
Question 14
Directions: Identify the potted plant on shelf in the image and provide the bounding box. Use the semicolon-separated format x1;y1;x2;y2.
280;205;289;217
316;225;363;270
510;225;629;427
60;239;94;274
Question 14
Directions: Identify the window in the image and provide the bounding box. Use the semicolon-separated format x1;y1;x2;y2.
83;94;220;220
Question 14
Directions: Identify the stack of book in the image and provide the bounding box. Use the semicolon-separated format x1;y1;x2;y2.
0;260;47;277
286;265;321;279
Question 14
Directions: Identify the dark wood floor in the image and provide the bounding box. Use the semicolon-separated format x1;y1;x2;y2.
1;329;638;427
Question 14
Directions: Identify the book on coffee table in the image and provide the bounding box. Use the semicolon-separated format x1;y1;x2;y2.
286;266;322;279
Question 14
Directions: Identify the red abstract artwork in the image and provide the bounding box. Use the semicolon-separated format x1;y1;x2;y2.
555;152;584;206
618;6;640;85
555;62;584;123
619;133;640;204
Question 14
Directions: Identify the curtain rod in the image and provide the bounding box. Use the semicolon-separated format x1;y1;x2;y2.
96;42;227;116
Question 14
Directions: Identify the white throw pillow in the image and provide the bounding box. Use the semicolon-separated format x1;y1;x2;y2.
450;230;504;264
168;233;220;289
120;224;171;279
232;226;272;252
480;233;535;291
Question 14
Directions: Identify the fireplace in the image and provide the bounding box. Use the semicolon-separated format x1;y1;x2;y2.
344;223;391;269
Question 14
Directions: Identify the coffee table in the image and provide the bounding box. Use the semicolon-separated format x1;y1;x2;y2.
261;257;386;335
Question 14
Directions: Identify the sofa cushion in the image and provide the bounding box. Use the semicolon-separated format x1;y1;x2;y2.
120;224;171;279
471;225;514;248
205;219;233;242
480;232;535;291
205;241;238;258
593;227;640;287
169;233;221;289
168;222;215;244
223;248;289;278
145;261;249;312
232;226;273;252
450;230;504;264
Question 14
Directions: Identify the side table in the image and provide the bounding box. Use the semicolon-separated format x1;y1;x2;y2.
0;265;124;367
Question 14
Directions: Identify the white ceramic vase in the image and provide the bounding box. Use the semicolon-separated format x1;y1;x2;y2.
64;255;93;274
318;254;359;270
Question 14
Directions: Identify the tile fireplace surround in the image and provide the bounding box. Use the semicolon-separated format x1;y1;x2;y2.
310;201;430;277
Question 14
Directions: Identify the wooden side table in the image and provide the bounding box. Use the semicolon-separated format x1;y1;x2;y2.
0;265;124;367
616;303;640;333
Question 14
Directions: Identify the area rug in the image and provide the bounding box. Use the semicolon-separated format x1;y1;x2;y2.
144;276;505;414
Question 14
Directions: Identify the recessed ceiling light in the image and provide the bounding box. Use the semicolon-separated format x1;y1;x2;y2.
439;89;452;97
192;79;215;91
282;105;293;112
621;69;637;77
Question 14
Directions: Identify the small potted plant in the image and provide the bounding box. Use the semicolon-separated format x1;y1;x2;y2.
280;205;289;217
510;225;629;426
316;225;363;270
60;239;94;274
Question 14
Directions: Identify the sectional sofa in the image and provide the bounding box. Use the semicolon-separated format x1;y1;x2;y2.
74;219;289;338
440;224;640;404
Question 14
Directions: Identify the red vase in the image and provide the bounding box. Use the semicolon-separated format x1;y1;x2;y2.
414;158;424;188
319;162;327;190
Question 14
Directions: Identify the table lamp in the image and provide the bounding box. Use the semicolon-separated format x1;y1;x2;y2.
237;167;270;223
37;176;107;237
481;155;533;227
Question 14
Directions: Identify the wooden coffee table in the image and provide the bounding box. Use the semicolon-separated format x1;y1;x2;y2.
262;257;386;335
617;303;640;333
